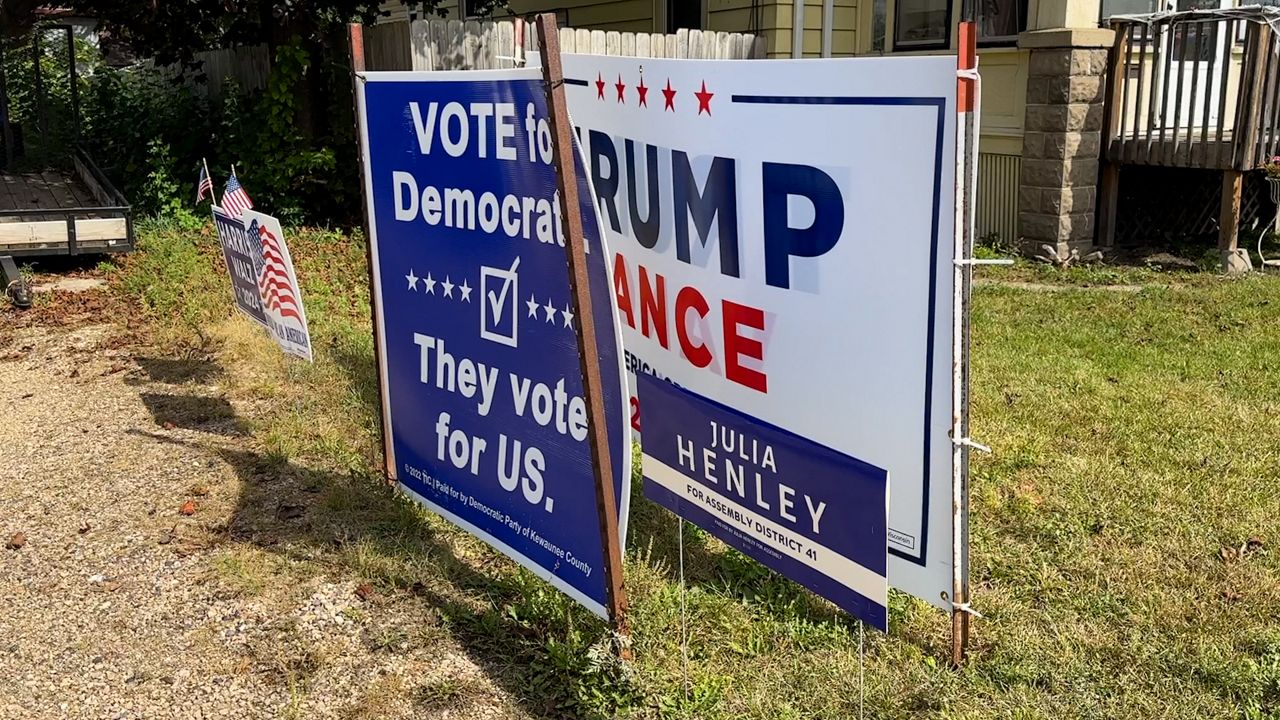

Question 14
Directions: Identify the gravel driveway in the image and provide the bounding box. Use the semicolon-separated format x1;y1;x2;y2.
0;290;526;719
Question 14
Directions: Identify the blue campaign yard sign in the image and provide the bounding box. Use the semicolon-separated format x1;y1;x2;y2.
638;374;889;629
212;205;269;328
357;70;630;618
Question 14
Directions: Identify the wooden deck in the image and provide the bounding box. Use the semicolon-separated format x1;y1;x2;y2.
1105;130;1240;170
0;160;130;255
1100;10;1280;265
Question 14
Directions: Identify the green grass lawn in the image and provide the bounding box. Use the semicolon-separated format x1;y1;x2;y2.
112;222;1280;719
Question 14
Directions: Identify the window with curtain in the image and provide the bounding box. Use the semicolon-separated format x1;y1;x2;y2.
978;0;1028;44
894;0;950;49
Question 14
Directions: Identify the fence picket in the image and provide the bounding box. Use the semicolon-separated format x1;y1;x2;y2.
651;33;667;58
675;28;689;58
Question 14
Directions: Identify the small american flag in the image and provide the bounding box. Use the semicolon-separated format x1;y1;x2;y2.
255;221;303;323
222;168;254;217
196;159;213;203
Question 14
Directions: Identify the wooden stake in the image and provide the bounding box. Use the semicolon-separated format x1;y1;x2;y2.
534;13;632;660
1220;169;1243;268
348;22;396;486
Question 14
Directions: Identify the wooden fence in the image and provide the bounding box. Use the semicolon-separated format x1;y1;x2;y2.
364;18;765;72
150;44;271;99
146;19;762;96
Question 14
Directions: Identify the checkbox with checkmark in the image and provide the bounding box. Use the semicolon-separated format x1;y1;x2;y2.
480;256;521;347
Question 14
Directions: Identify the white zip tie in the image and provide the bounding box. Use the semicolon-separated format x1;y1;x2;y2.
957;55;981;82
951;601;984;618
954;258;1014;266
953;437;992;453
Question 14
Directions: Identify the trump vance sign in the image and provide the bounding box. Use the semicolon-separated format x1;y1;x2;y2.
550;54;960;610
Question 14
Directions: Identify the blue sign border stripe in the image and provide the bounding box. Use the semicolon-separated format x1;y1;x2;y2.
727;93;947;568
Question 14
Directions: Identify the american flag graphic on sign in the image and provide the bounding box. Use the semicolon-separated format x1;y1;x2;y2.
255;221;303;323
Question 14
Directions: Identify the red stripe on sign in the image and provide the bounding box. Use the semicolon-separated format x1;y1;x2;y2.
957;21;977;113
261;274;293;293
262;284;296;303
259;265;289;284
270;303;299;320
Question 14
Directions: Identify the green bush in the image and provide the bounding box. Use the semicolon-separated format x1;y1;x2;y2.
81;37;359;226
81;66;215;217
2;30;98;167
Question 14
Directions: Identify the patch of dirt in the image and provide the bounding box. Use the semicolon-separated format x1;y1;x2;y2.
0;282;526;719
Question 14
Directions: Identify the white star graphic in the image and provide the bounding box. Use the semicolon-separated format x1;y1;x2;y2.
406;269;419;291
562;302;575;328
543;297;557;323
526;294;540;318
424;272;437;295
459;279;472;302
442;276;455;298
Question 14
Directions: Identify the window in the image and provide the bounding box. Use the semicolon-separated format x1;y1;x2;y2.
894;0;950;49
978;0;1028;45
872;0;887;51
1099;0;1159;20
667;0;704;33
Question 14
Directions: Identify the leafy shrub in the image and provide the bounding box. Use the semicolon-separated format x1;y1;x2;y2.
1;31;98;166
81;37;359;226
81;65;214;217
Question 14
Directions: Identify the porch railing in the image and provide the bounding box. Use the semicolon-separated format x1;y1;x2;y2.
1104;8;1280;171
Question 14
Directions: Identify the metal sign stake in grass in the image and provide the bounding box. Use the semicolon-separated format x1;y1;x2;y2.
952;0;979;667
535;12;632;657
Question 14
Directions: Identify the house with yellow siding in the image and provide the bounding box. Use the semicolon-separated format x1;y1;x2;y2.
382;0;1125;254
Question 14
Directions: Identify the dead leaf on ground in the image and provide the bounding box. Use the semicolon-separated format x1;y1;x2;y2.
6;532;26;550
1221;538;1266;564
179;500;197;516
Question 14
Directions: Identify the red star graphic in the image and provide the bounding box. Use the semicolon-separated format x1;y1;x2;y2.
595;73;606;100
636;77;649;107
615;74;626;103
695;81;714;116
662;79;677;112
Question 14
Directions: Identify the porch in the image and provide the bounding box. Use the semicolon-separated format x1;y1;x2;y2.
1099;7;1280;269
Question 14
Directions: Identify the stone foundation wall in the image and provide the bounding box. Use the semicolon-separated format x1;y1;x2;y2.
1018;46;1109;257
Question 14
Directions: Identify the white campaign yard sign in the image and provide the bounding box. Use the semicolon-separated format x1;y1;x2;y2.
241;210;313;362
555;54;959;608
